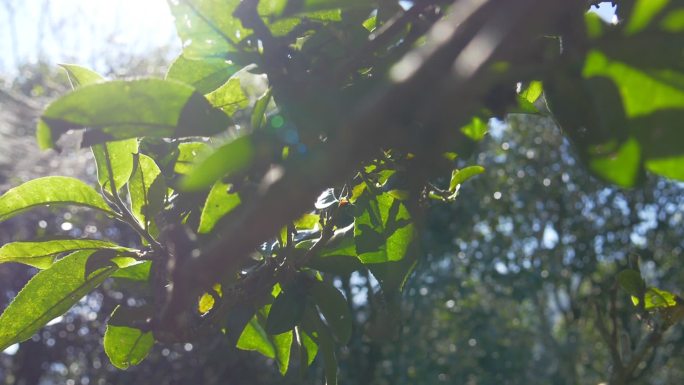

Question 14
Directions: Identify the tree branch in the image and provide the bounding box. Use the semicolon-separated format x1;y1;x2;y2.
158;0;576;338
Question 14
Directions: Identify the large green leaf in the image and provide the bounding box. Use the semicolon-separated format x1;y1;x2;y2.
272;329;294;375
198;182;241;234
354;192;414;264
237;303;293;375
60;64;139;194
104;306;155;369
0;176;114;222
129;154;167;234
168;0;251;60
166;54;238;94
583;50;684;119
0;250;117;351
237;316;276;358
353;191;417;292
180;135;254;191
266;285;306;335
0;239;128;269
310;281;351;344
37;79;230;149
92;140;139;194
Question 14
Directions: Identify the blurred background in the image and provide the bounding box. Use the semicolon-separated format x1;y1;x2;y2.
3;1;684;385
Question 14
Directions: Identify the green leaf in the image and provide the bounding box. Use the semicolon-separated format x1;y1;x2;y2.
354;192;414;264
37;79;230;149
272;329;294;375
618;269;646;297
166;54;238;94
180;135;254;191
519;81;543;104
104;306;154;369
251;88;272;129
294;213;320;230
174;142;211;175
449;165;485;193
83;249;139;279
129;154;167;234
310;281;352;344
625;0;669;35
281;0;371;16
206;76;249;116
0;239;127;269
198;284;222;314
237;316;276;358
661;9;684;32
644;287;678;309
0;176;114;222
589;137;641;187
646;156;684;181
583;50;684;119
92;139;139;194
111;261;151;282
266;286;306;335
301;307;337;385
198;181;241;234
297;327;318;367
460;117;487;141
168;0;251;60
0;250;117;351
304;237;365;276
237;304;293;375
354;191;417;293
60;64;104;88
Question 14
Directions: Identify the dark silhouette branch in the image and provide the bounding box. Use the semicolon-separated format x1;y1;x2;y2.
157;0;577;340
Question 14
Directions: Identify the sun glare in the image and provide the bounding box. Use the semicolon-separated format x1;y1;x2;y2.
0;0;178;74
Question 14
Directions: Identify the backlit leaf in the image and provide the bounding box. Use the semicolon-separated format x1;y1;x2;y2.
37;79;229;149
92;139;139;194
104;306;154;369
449;166;485;193
0;176;114;222
310;281;351;344
181;135;254;191
129;154;167;234
354;191;417;293
0;250;118;351
60;64;104;87
166;54;238;94
0;239;128;269
198;182;241;234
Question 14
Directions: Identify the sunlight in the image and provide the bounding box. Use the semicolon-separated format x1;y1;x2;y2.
0;0;177;74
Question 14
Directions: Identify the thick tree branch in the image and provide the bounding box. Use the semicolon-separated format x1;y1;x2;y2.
158;0;576;338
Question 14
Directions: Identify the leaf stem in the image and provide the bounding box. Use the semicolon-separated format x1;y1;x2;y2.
101;144;164;254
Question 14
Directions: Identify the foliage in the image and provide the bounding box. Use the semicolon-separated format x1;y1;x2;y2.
1;1;684;384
